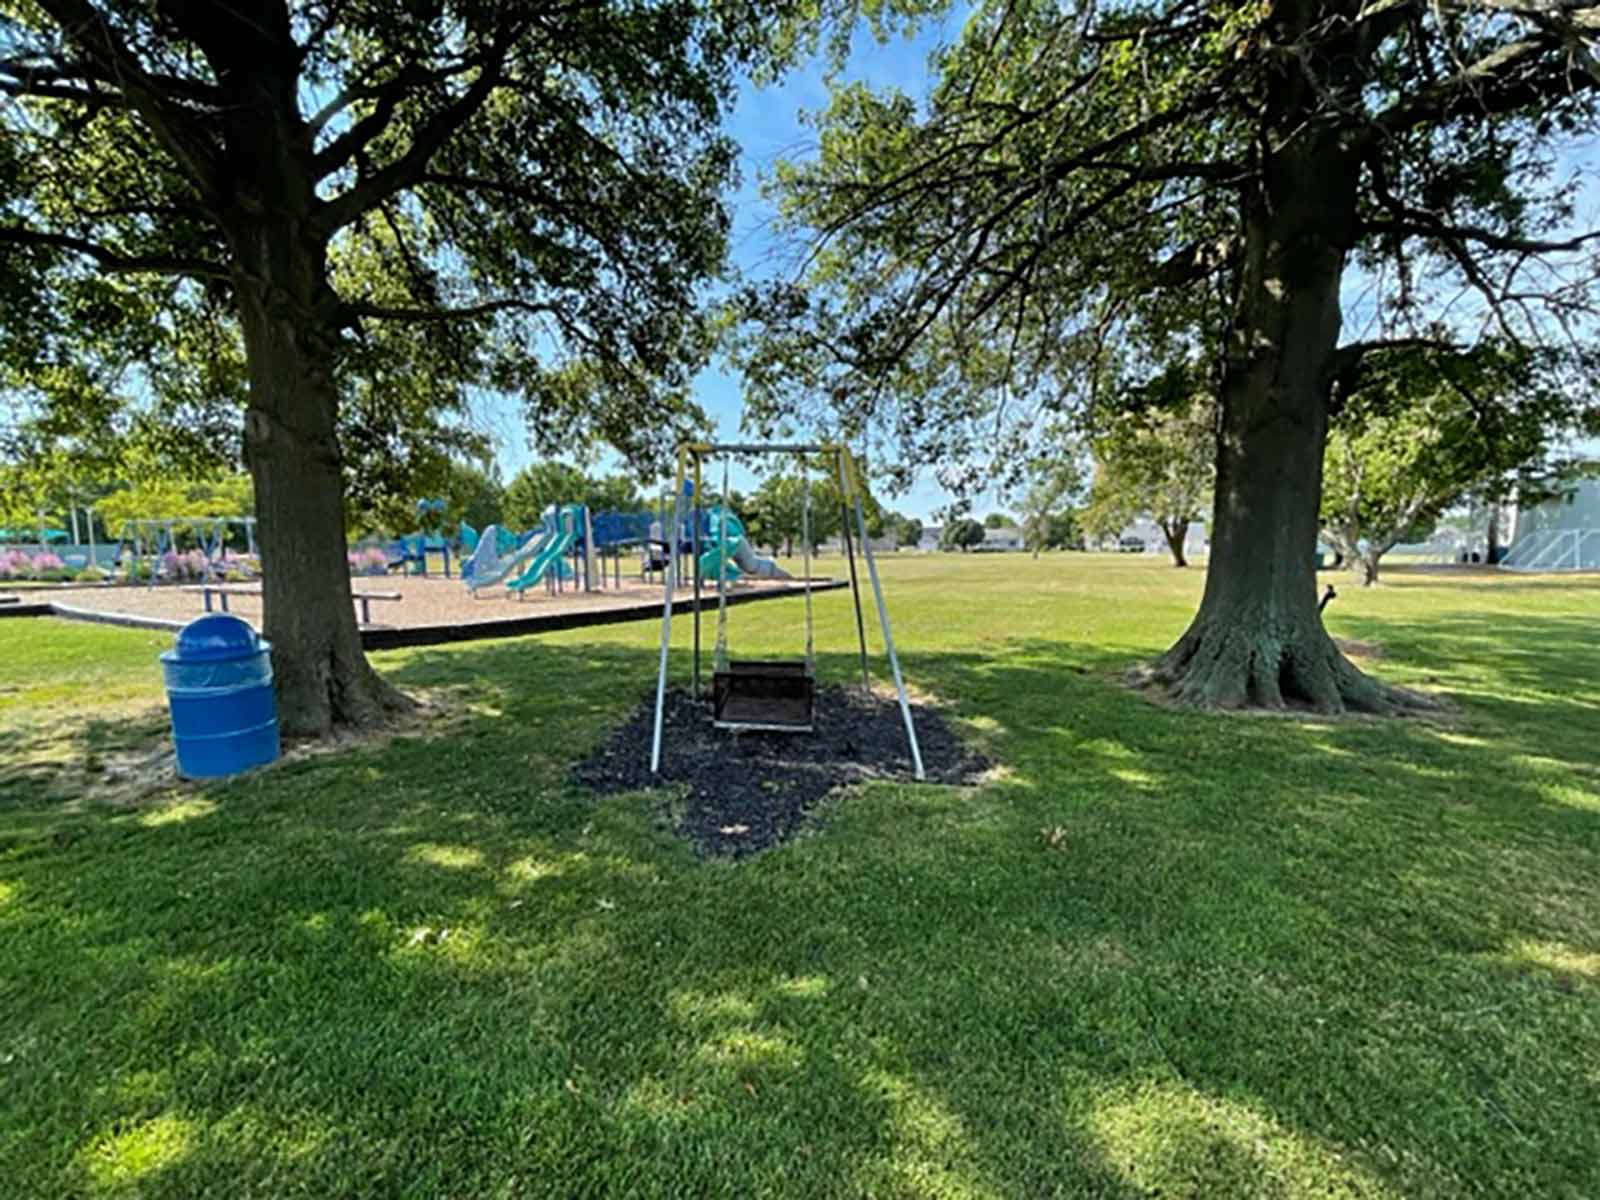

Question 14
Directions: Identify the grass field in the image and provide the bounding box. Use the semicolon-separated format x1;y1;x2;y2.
2;555;1597;1198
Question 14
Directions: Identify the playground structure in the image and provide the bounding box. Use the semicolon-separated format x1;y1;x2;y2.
385;498;457;577
650;442;923;780
113;517;259;586
461;494;794;600
462;505;585;595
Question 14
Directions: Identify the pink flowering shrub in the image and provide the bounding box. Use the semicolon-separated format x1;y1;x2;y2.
349;546;391;574
5;551;74;581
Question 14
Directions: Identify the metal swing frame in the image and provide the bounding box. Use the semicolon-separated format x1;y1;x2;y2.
649;442;925;780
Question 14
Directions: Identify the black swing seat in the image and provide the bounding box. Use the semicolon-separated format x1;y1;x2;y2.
712;660;815;733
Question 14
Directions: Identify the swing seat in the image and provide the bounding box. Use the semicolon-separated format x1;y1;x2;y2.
713;660;814;732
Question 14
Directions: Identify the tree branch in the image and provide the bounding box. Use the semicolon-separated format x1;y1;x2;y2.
1360;220;1600;256
313;24;525;237
31;0;224;199
347;297;563;323
0;225;228;280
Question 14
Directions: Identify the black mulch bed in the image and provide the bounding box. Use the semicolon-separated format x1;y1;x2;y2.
572;684;990;859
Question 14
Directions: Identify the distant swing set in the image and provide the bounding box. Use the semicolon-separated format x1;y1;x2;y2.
649;442;924;780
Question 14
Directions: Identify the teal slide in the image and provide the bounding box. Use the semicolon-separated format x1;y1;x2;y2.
506;505;581;592
697;505;791;582
463;511;559;594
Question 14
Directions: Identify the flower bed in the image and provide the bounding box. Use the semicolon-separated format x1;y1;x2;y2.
0;549;74;582
349;546;391;576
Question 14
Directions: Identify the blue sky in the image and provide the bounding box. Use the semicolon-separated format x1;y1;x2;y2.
481;15;983;522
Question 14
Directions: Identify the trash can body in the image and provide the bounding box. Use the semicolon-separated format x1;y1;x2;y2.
160;614;279;778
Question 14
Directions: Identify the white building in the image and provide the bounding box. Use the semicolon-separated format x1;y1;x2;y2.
980;525;1025;551
1107;518;1208;558
1501;478;1600;571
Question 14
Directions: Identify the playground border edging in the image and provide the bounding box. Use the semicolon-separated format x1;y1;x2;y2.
8;581;850;650
358;580;849;650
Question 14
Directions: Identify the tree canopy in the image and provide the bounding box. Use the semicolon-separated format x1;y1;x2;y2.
501;464;646;530
1;0;774;733
1014;458;1085;556
940;517;984;552
1082;379;1214;568
735;0;1600;713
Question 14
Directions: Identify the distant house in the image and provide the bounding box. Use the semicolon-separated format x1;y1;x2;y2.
917;525;943;552
980;525;1025;551
816;533;899;555
1104;518;1208;558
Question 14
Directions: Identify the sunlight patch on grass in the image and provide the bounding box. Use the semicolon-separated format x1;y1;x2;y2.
404;842;486;870
1430;730;1491;749
1088;1081;1398;1198
80;1113;196;1188
1108;766;1157;788
958;715;1004;735
771;974;830;999
1077;737;1137;759
137;798;217;828
857;1068;998;1199
505;855;566;884
620;1076;701;1122
1531;779;1600;811
0;879;16;908
1504;938;1600;978
696;1028;802;1070
669;987;758;1024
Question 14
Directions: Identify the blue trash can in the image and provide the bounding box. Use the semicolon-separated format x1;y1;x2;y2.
160;613;280;779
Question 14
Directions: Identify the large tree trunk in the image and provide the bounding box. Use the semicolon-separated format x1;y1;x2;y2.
1485;502;1502;564
203;22;411;739
235;251;408;737
1148;87;1418;713
1358;550;1381;587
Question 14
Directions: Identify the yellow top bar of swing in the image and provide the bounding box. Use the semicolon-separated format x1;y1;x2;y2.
675;442;866;502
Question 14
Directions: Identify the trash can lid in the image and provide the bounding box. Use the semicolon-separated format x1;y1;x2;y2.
167;613;262;662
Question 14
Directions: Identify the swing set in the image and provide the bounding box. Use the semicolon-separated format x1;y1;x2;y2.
649;442;924;780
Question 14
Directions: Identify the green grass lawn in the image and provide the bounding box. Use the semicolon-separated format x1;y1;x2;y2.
2;555;1597;1198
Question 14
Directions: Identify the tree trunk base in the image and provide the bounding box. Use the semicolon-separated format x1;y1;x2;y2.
1139;618;1435;716
276;648;415;740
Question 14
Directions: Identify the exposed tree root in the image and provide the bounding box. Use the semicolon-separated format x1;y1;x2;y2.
279;649;416;739
1136;618;1438;716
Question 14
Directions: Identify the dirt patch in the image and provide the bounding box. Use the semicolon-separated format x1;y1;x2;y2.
572;685;989;859
8;687;478;811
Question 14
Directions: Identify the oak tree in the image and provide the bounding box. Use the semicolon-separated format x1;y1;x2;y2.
741;0;1600;712
2;0;764;734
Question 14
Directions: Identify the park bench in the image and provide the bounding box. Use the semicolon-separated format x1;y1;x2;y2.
182;584;402;626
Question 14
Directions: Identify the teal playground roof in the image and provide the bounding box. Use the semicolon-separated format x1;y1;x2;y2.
0;528;69;542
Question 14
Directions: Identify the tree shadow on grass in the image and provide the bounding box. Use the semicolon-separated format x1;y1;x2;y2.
3;615;1599;1196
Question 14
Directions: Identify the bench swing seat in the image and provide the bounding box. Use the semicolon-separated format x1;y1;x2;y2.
713;660;815;732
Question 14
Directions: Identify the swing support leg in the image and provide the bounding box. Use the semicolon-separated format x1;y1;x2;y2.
847;461;925;780
651;455;691;775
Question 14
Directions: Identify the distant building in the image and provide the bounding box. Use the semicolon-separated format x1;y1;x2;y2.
917;525;943;552
1502;477;1600;571
816;533;899;555
1104;518;1208;558
980;525;1025;551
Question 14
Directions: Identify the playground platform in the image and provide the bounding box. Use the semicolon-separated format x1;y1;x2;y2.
18;573;845;649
